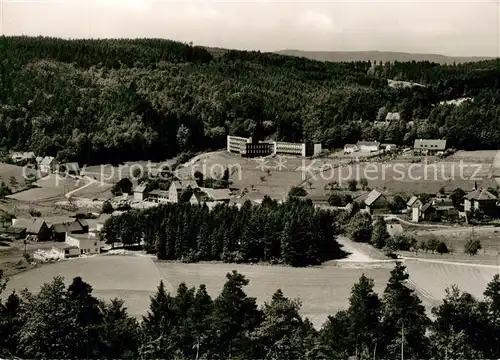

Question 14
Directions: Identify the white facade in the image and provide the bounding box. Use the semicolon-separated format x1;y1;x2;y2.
227;136;251;153
66;234;102;255
412;207;420;222
273;141;306;156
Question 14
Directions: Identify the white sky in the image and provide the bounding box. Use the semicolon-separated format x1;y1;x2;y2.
1;0;499;57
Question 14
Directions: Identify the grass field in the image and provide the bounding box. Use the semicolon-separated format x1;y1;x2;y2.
405;259;500;303
3;255;392;328
7;174;79;203
0;163;38;192
413;227;500;256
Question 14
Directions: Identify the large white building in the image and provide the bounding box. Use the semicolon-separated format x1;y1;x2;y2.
227;136;251;153
227;136;322;157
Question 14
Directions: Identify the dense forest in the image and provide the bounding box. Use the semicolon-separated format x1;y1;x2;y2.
101;197;345;267
2;263;500;359
1;36;500;164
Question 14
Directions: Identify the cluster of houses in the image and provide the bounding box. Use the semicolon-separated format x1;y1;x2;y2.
5;214;121;258
10;152;81;175
343;139;447;156
362;185;499;222
132;178;270;209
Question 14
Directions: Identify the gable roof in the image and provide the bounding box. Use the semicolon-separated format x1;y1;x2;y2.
413;139;447;150
190;192;204;204
365;189;384;206
344;144;358;149
149;189;169;197
171;179;199;191
407;196;419;207
40;156;56;166
134;184;147;193
199;187;232;201
11;218;47;234
421;201;434;212
465;188;498;201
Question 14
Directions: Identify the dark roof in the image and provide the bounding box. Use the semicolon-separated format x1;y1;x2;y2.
365;190;385;206
6;226;26;234
421;202;434;212
413;139;447;150
12;219;47;234
465;188;497;201
52;220;83;233
77;218;89;228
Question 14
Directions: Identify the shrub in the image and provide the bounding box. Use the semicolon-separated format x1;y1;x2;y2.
288;186;307;197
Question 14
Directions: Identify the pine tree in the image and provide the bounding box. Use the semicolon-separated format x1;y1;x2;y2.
190;285;213;360
0;291;22;356
140;280;178;359
371;216;390;249
211;271;262;358
348;274;381;358
381;263;430;359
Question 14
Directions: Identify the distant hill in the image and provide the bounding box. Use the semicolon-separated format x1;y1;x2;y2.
274;50;495;64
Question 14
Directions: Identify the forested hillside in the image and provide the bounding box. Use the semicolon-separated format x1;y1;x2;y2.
1;36;499;164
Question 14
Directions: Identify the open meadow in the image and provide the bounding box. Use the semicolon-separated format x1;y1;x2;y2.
3;255;393;328
6;174;79;203
0;163;38;192
405;259;500;304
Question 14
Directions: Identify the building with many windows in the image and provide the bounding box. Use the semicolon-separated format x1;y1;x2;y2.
227;136;321;157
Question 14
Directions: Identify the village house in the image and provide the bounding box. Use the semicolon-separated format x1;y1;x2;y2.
11;218;52;242
148;189;169;203
133;184;148;202
189;191;205;205
464;188;498;213
344;144;358;154
356;141;380;153
229;190;266;208
168;179;199;203
364;189;390;214
66;233;103;255
45;217;88;241
407;196;423;212
413;139;447;155
39;156;58;173
10;151;35;163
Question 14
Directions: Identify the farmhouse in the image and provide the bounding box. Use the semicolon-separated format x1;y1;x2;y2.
413;139;447;155
11;218;52;242
344;144;358;154
189;191;205;205
356;141;380;153
47;217;88;241
64;162;80;176
5;226;27;239
364;189;390;214
407;195;423;211
66;234;102;255
39;156;57;173
168;179;199;203
229;190;266;208
133;184;148;202
148;189;169;203
113;178;133;195
464;188;498;213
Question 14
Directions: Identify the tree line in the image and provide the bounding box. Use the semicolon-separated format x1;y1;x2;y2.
101;198;345;267
2;263;500;359
1;36;500;165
